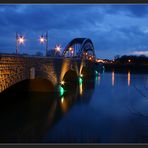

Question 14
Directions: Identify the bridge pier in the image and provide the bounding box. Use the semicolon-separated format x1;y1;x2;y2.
30;67;35;79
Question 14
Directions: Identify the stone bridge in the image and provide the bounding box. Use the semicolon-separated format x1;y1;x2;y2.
0;54;101;93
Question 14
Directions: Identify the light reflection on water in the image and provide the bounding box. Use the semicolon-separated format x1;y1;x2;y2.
112;70;115;86
1;71;148;143
128;71;131;86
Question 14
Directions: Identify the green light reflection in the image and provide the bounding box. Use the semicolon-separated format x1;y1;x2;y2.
59;85;64;96
79;77;83;85
95;70;98;75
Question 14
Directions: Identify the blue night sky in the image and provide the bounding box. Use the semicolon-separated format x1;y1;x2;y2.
0;4;148;59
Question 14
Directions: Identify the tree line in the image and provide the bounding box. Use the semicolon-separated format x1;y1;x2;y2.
114;55;148;64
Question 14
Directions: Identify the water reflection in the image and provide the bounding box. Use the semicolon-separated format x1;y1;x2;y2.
128;70;131;86
79;83;83;95
2;69;148;143
111;70;131;87
112;70;115;86
95;74;101;86
0;77;95;143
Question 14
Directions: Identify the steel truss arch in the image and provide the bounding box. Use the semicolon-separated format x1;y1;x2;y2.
62;38;96;60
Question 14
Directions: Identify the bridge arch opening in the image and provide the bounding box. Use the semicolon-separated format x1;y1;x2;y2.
2;78;55;93
81;66;95;80
28;78;55;92
62;70;78;90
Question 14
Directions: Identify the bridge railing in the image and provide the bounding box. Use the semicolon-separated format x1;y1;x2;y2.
0;53;96;61
0;54;83;60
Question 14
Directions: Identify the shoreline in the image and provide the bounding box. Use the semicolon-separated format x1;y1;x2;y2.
104;63;148;74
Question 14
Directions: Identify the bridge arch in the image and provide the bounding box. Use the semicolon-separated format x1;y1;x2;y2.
62;69;79;90
62;38;96;60
81;66;95;79
28;78;55;92
2;78;55;93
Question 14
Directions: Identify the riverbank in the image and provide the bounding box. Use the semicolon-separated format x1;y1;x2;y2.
104;63;148;74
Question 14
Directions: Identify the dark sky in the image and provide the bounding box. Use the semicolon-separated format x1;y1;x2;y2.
0;4;148;59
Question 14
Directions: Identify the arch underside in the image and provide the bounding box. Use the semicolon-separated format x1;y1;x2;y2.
1;78;55;93
81;66;95;78
62;69;78;90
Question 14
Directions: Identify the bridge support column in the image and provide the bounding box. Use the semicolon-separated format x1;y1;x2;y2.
30;67;35;79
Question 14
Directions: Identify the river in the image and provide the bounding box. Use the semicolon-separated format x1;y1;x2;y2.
1;70;148;143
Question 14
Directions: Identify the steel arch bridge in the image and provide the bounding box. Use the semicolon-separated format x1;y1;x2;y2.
62;38;96;60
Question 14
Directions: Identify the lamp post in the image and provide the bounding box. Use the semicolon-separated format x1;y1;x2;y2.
39;32;48;56
54;44;61;57
16;32;18;54
39;35;45;43
46;32;48;57
16;32;25;54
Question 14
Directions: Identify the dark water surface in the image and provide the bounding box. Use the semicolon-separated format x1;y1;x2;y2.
1;71;148;143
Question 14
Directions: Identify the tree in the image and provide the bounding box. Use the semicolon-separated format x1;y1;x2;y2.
114;55;120;60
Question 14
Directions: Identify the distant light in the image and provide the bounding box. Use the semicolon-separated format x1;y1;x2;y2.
128;59;131;63
89;57;92;60
55;45;61;52
69;47;73;51
17;36;25;44
96;59;104;63
83;52;87;56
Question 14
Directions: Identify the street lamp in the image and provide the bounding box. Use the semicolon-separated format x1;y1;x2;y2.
18;36;25;44
54;44;61;56
55;45;61;52
39;32;48;56
39;35;46;43
16;32;25;54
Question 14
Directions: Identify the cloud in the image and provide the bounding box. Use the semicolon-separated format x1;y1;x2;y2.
130;51;148;56
0;4;148;59
104;4;148;18
126;5;148;17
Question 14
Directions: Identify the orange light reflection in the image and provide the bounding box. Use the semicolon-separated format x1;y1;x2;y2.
112;70;115;86
128;71;131;86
